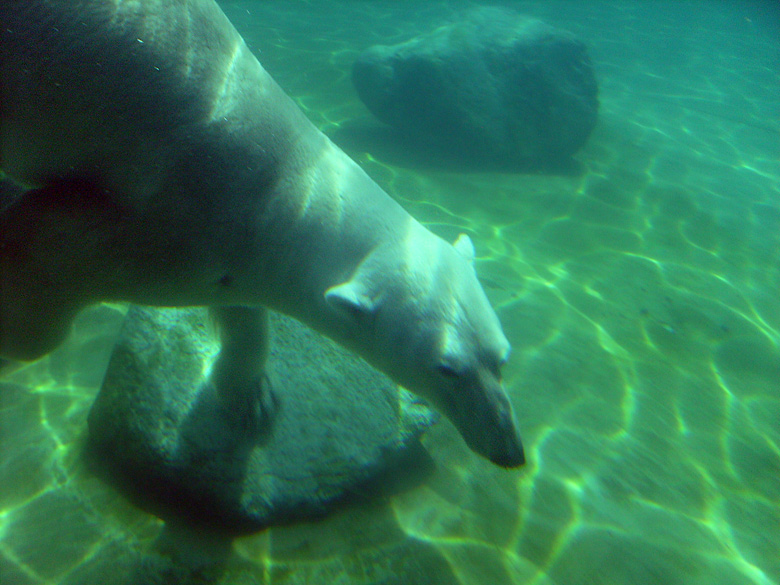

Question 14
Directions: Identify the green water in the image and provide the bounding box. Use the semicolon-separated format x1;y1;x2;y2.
1;1;778;584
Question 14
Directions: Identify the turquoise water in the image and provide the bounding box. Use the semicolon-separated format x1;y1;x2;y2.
1;1;778;584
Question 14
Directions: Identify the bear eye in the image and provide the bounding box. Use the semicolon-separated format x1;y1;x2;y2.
436;363;460;379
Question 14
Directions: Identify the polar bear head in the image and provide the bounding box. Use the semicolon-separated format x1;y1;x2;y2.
325;230;525;468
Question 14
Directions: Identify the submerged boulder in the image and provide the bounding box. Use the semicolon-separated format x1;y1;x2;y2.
86;306;436;534
352;7;598;168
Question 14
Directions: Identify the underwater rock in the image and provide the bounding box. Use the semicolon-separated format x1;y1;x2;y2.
352;6;598;168
86;306;437;534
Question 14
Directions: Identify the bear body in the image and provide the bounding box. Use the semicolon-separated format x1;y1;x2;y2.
0;0;524;467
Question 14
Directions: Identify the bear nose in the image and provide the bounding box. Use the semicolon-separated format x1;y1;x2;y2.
491;429;525;468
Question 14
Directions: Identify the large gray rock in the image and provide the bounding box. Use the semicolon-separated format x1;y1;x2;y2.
352;7;598;168
86;306;437;534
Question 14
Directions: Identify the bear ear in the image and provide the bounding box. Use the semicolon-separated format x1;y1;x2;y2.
325;281;376;321
453;234;475;263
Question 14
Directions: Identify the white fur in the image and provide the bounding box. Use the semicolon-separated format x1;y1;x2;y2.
0;0;524;467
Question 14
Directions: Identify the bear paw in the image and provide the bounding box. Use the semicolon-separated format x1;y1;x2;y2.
214;372;281;446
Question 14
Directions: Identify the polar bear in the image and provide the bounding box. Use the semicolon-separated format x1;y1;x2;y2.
0;0;524;467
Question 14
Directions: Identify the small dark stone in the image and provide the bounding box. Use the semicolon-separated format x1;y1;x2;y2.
1;175;26;210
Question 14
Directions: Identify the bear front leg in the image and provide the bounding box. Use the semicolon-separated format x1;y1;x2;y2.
208;305;279;441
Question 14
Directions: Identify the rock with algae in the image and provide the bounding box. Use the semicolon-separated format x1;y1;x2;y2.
87;305;437;534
